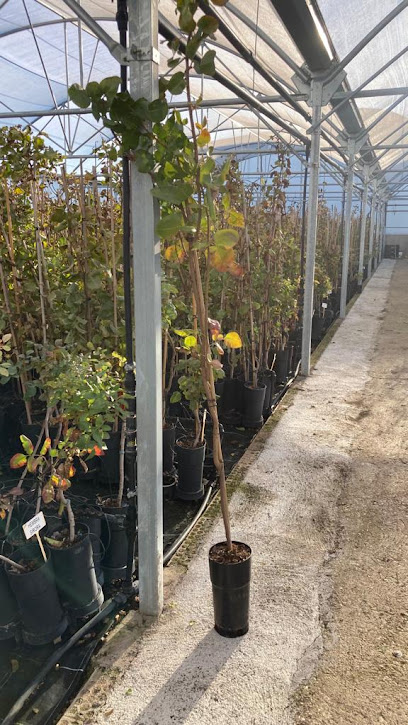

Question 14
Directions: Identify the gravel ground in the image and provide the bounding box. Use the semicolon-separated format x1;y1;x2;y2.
60;261;397;725
294;259;408;725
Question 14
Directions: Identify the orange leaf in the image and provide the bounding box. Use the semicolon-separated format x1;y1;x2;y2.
10;453;27;469
40;437;51;455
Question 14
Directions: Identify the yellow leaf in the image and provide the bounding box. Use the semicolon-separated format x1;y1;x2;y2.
184;335;197;349
174;329;188;337
197;129;211;147
224;331;242;349
227;209;245;228
0;509;6;520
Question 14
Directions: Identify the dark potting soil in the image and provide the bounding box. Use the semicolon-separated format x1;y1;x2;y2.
45;527;85;549
209;541;251;565
176;437;202;449
9;558;40;574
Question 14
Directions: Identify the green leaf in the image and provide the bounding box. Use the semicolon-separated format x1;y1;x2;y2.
20;434;34;456
156;212;184;238
147;99;168;123
185;35;202;60
69;84;90;109
170;391;182;403
179;6;196;33
168;57;183;70
85;81;101;99
108;147;118;161
99;76;121;100
197;15;219;36
197;50;216;76
151;182;193;204
167;72;186;96
214;228;239;248
133;150;154;173
0;366;9;377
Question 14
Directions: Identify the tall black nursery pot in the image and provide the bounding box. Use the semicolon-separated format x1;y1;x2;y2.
47;523;104;620
175;438;206;501
6;543;68;645
163;424;176;477
219;378;243;425
242;382;266;428
274;348;290;385
259;370;276;418
100;498;131;584
98;429;121;484
209;541;252;638
0;542;20;640
76;505;104;587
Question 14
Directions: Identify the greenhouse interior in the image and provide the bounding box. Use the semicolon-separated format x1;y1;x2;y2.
0;0;407;723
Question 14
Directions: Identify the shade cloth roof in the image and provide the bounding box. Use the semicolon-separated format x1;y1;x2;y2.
0;0;407;198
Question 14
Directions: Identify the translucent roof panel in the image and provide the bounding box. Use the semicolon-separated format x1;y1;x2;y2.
0;0;326;157
1;0;406;198
318;0;408;173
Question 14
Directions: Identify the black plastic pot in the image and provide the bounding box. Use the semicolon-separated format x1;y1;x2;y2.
7;543;68;645
259;370;276;418
20;419;59;447
100;499;131;584
175;439;206;501
242;383;266;428
0;542;20;640
311;315;325;342
47;523;103;621
163;424;176;476
76;506;104;587
219;378;243;425
274;348;290;385
98;429;121;484
209;541;252;638
163;475;176;501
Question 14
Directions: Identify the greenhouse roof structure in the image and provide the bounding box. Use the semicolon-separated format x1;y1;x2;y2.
0;0;407;200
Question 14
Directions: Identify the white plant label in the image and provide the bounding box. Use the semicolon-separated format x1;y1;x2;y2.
23;511;46;540
322;302;328;309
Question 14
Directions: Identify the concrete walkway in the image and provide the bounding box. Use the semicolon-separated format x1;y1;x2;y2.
61;261;395;725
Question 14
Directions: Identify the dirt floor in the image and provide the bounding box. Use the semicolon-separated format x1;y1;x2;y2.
294;260;408;725
59;261;406;725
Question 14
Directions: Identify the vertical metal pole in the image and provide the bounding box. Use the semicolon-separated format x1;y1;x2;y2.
340;142;355;318
367;184;377;278
358;167;369;290
301;80;322;376
128;0;163;616
116;0;137;591
382;202;388;258
374;202;381;269
300;143;310;284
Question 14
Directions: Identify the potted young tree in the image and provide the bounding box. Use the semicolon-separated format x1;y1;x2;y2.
69;0;252;636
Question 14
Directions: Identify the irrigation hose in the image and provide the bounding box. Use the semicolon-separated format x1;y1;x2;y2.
2;595;126;725
163;481;215;566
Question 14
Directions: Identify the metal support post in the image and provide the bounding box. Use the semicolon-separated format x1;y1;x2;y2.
374;202;382;269
358;167;369;289
301;81;323;376
340;141;355;318
367;185;377;278
128;0;163;616
382;202;388;258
